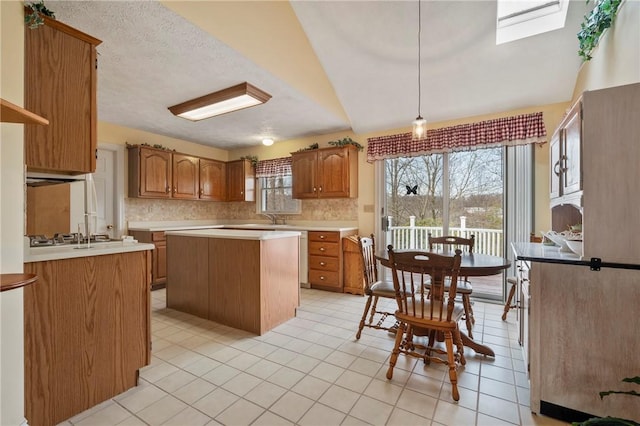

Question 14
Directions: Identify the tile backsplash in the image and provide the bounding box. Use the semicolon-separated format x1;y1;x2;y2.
124;198;358;223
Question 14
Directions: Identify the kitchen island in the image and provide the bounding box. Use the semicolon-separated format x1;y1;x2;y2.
166;229;300;335
23;240;154;426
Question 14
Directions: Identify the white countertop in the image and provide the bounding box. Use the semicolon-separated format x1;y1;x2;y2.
511;242;581;262
128;220;358;233
24;240;155;263
165;229;302;240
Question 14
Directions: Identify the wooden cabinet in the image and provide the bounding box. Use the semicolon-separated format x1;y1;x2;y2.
291;146;358;199
550;100;582;205
167;233;299;335
24;13;101;174
550;83;640;264
227;159;255;201
342;235;365;295
172;153;199;199
527;261;640;421
128;146;172;198
199;158;226;201
308;230;357;292
129;146;229;201
130;230;167;289
24;251;151;426
549;131;561;200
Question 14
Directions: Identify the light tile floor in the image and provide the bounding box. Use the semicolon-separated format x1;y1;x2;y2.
60;289;568;426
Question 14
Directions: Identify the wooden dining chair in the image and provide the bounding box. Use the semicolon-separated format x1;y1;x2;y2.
502;233;542;321
385;246;466;401
355;234;397;339
427;233;476;338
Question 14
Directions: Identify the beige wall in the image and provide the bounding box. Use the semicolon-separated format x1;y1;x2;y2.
573;0;640;99
0;1;27;425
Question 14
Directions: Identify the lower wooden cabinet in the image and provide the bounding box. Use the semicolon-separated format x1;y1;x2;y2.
342;235;365;295
131;230;166;289
307;230;357;292
24;251;151;426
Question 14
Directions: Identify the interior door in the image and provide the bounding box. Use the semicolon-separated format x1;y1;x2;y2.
93;148;115;237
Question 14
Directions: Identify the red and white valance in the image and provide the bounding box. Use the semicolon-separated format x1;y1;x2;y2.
366;111;546;162
256;156;292;177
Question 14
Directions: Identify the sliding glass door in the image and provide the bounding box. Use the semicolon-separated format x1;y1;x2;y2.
379;147;505;300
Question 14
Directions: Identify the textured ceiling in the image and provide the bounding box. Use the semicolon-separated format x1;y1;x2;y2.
49;0;591;150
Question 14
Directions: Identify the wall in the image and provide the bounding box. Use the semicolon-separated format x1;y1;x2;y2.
111;0;639;235
0;1;27;425
572;0;640;98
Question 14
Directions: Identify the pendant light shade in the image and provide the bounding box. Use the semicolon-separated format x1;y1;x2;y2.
412;116;426;139
411;0;426;140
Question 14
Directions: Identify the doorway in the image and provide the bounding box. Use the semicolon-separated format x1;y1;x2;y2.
94;143;125;239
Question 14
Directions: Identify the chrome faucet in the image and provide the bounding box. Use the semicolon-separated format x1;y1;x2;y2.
262;213;287;225
262;213;277;224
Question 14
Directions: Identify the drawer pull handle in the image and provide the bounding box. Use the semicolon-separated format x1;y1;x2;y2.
319;235;325;239
320;247;325;252
320;276;325;280
320;262;326;266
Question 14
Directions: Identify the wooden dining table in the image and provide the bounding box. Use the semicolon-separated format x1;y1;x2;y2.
376;249;511;357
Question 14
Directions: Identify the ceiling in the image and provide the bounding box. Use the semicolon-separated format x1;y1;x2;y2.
49;1;591;150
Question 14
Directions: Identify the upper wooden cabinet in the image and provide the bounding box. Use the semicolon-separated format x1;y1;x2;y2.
550;100;582;205
199;158;227;201
172;153;199;200
128;146;229;201
227;159;255;202
291;146;358;199
128;146;172;198
24;13;102;174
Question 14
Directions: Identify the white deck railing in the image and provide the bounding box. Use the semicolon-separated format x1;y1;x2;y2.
386;216;503;257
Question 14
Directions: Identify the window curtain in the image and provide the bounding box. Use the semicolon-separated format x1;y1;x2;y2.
255;157;292;178
366;111;546;162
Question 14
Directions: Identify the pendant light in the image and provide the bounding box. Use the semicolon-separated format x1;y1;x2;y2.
412;0;426;140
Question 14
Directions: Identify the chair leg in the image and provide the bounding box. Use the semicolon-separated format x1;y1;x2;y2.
454;327;466;366
369;296;380;324
356;295;374;339
444;331;460;401
386;322;405;380
502;281;517;321
462;295;474;339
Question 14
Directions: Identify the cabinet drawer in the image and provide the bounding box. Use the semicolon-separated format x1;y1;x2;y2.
309;241;339;257
309;255;339;272
308;231;339;243
308;269;339;286
151;231;166;242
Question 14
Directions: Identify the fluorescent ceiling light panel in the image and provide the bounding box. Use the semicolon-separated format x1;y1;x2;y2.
496;0;569;45
169;82;271;121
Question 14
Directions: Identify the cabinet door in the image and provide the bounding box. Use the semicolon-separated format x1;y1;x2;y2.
139;148;172;198
291;150;318;199
199;159;226;201
317;147;351;198
154;241;167;285
25;17;101;174
562;103;582;195
227;159;255;202
549;130;562;199
172;154;199;199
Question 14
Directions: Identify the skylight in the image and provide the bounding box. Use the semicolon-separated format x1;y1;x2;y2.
496;0;570;44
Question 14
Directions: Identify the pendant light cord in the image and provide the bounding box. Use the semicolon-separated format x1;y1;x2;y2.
417;0;422;117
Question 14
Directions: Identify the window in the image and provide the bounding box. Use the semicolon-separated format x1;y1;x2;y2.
496;0;569;44
255;157;301;215
256;175;301;215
